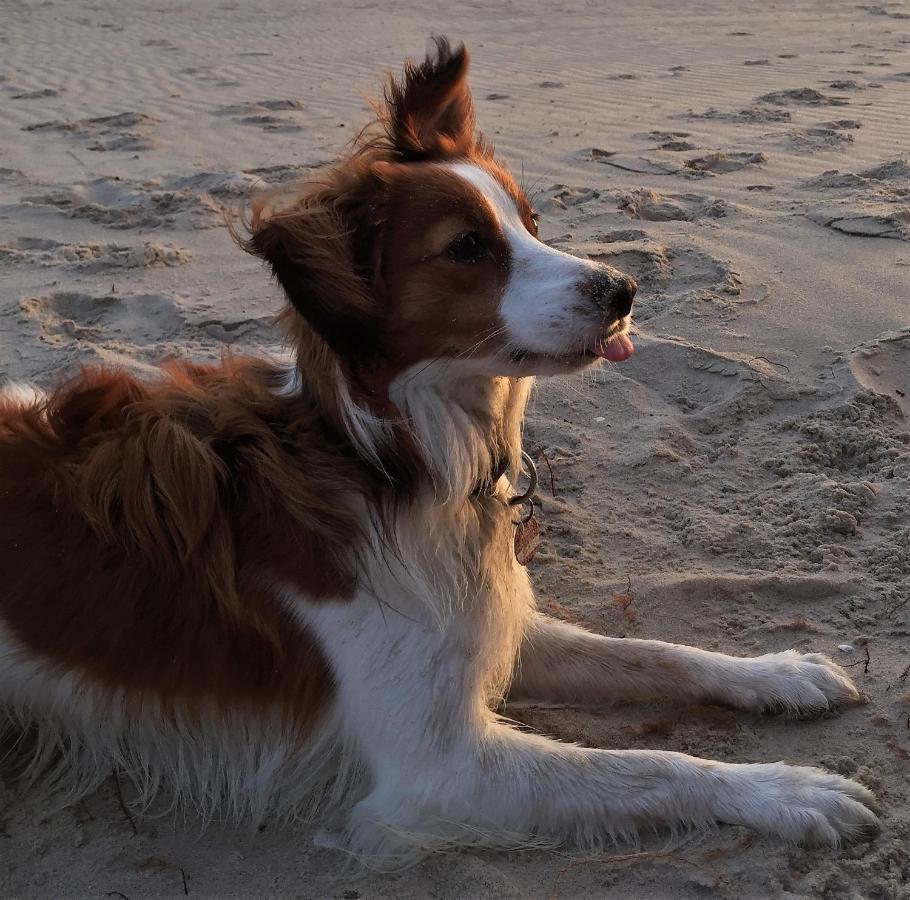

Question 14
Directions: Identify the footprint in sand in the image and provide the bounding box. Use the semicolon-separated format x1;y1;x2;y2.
591;154;681;176
214;100;305;133
685;106;791;123
573;237;742;321
658;139;697;151
618;189;728;221
756;87;850;107
25;165;324;231
810;207;910;239
802;159;910;240
640;131;692;141
579;143;685;175
851;329;910;416
537;184;601;213
18;291;185;348
774;120;861;153
806;159;910;190
23;167;301;231
243;163;317;185
25;177;225;230
240;116;302;133
23;112;160;152
12;87;63;100
827;80;867;91
638;131;697;151
170;170;313;198
619;335;794;423
860;4;910;19
579;147;618;161
595;228;652;242
0;238;192;272
195;316;282;344
684;152;767;175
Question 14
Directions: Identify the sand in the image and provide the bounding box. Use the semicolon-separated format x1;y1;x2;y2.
1;0;908;897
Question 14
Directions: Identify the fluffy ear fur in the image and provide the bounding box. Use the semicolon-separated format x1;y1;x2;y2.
244;176;384;358
382;37;476;160
244;36;477;354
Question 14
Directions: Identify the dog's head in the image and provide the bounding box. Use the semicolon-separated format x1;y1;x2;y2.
247;38;635;380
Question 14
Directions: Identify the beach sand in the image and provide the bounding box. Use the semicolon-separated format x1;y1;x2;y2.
1;0;908;896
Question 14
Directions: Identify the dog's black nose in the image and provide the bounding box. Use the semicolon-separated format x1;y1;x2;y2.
612;275;637;317
591;274;637;318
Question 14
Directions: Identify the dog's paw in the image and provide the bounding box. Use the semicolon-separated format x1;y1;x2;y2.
724;762;880;846
725;650;861;715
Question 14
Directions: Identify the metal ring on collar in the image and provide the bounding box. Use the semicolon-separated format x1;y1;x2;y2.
508;450;539;507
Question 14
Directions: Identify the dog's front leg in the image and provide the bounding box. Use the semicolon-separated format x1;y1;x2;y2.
300;595;876;862
509;613;861;714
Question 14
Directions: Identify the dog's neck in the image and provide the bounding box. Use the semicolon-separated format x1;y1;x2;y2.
387;361;532;503
276;315;534;503
278;333;532;502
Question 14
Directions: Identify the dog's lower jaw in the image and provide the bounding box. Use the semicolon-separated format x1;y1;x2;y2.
501;322;635;377
503;349;608;377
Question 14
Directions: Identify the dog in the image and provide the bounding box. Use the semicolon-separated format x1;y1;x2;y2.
0;38;878;862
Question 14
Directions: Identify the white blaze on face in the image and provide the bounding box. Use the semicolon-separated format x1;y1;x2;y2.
449;162;604;358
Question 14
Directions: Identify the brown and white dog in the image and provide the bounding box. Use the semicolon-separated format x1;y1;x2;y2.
0;39;878;861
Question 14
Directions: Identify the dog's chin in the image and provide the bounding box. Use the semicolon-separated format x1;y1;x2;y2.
499;330;635;377
502;351;604;377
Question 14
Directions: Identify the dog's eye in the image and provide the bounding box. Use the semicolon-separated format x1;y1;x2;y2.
446;232;488;264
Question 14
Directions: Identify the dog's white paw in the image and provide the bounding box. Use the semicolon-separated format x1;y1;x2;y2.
724;650;861;714
722;762;879;845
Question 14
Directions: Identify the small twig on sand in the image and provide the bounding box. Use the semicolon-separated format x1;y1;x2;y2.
105;893;131;900
749;355;791;374
535;448;558;498
111;768;138;836
843;646;871;674
180;868;189;895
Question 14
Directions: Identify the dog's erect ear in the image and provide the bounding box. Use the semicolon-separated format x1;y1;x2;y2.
383;37;476;160
245;190;382;358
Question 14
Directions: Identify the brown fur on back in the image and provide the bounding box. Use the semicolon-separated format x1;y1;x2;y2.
0;360;370;721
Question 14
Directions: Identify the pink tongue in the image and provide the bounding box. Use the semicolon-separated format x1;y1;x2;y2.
594;334;634;362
